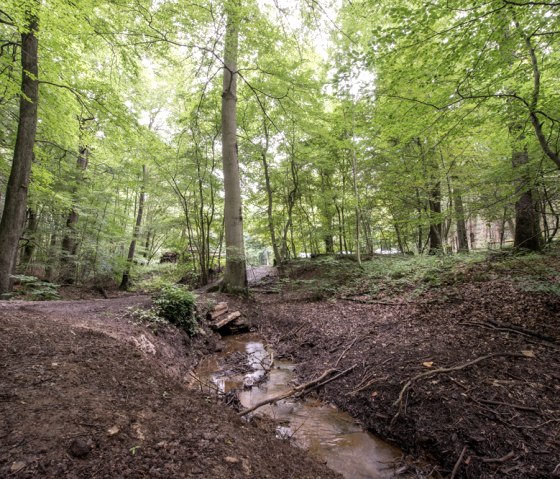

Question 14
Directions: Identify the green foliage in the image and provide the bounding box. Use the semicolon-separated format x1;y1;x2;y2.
152;285;198;336
515;278;560;297
10;275;60;301
133;263;201;292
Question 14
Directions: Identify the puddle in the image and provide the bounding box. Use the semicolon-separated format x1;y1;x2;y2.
194;333;403;479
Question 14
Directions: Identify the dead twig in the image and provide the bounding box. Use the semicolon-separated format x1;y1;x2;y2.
187;370;221;394
334;336;360;367
478;399;538;413
391;353;526;424
347;375;389;396
278;323;307;342
481;451;515;463
238;364;356;417
450;446;467;479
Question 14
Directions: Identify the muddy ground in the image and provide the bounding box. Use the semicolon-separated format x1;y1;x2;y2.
0;296;340;478
219;256;560;479
1;255;559;479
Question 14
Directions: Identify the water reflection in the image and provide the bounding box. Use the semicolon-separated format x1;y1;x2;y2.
195;333;402;479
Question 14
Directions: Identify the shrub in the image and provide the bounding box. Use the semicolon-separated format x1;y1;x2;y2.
153;285;198;335
10;275;60;300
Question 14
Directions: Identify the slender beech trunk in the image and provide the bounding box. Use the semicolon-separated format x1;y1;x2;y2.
120;165;146;290
428;181;443;254
194;146;208;286
22;207;39;266
143;230;151;258
320;170;334;253
260;120;281;265
453;180;469;253
0;15;39;293
60;145;89;283
350;116;361;265
221;2;247;293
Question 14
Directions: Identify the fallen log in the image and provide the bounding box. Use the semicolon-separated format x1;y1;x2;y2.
238;364;356;417
206;302;229;321
210;311;241;330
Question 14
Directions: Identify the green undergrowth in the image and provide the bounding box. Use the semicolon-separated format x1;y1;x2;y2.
278;247;560;300
9;275;60;300
128;282;201;336
132;263;199;292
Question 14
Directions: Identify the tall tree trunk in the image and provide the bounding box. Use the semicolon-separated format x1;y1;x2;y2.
260;120;281;266
350;121;361;265
21;207;39;266
0;15;39;293
60;145;89;283
512;147;541;251
453;181;469;253
428;181;442;254
120;165;146;290
221;2;247;294
143;230;151;258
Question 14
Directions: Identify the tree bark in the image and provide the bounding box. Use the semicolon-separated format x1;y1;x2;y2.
21;207;39;266
350;115;361;265
453;181;469;253
261;120;281;266
512;148;541;251
0;15;39;293
220;2;247;294
428;181;442;254
120;165;146;290
60;145;89;283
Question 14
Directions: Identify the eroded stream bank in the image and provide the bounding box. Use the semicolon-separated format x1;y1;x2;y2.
194;333;405;479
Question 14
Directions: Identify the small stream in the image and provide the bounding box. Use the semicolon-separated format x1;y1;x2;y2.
194;333;403;479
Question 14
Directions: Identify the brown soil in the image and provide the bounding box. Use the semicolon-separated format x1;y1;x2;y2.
213;258;560;479
3;256;560;479
0;296;340;478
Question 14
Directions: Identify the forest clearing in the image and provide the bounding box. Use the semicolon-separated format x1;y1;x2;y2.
1;0;560;478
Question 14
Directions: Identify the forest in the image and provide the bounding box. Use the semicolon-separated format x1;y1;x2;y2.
2;0;560;293
1;1;560;478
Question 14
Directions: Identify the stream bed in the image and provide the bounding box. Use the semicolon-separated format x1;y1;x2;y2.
194;333;404;479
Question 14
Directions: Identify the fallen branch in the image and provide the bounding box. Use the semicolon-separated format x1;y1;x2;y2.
238;364;356;417
340;297;409;306
487;319;557;343
450;446;467;479
392;353;526;424
340;297;443;306
460;320;558;345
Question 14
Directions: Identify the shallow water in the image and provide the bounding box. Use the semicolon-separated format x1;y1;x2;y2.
195;333;402;479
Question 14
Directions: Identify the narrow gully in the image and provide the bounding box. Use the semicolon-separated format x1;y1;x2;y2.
194;333;404;479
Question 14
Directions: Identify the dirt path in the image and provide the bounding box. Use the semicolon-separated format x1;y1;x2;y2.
3;256;559;478
0;295;340;478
